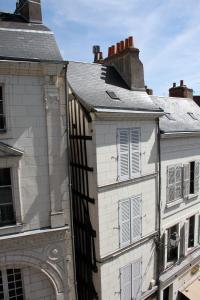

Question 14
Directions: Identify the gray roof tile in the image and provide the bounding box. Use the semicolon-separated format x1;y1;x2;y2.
68;61;161;112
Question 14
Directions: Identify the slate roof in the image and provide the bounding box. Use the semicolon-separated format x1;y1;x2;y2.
68;61;162;113
151;96;200;133
0;12;62;61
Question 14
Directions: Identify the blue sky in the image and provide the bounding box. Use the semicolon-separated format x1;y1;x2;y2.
1;0;200;95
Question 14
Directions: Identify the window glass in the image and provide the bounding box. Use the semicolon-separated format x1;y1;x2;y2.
188;215;195;248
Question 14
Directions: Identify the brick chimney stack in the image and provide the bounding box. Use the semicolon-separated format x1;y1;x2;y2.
15;0;42;24
169;80;193;99
103;36;145;91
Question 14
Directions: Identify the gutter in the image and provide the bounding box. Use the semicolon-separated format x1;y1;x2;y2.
64;63;78;300
0;56;67;64
156;118;162;300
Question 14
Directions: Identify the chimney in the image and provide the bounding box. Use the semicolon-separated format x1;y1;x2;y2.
93;45;103;63
15;0;42;24
145;85;153;96
103;36;145;91
169;80;193;99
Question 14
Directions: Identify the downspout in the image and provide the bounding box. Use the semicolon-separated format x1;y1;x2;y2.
156;118;161;300
64;63;78;300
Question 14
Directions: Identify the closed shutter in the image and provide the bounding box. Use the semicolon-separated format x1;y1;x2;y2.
183;164;190;198
120;265;131;300
131;195;142;242
119;200;131;247
132;258;142;300
194;161;200;194
175;165;182;200
118;129;129;180
163;230;168;269
167;166;176;202
130;128;141;178
184;221;189;256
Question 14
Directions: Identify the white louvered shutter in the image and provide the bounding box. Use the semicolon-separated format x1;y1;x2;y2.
131;195;142;242
130;128;141;178
183;164;190;198
120;265;131;300
163;230;168;269
175;165;182;200
194;161;200;194
132;258;142;300
167;166;176;202
184;221;189;256
119;200;131;247
118;129;130;180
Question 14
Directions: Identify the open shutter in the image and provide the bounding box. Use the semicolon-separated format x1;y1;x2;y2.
132;258;142;300
184;221;189;256
183;164;190;198
130;128;141;178
175;165;182;200
119;200;131;247
117;129;130;180
177;223;181;260
194;214;199;247
194;161;200;194
163;230;168;269
167;166;176;203
120;265;131;300
131;195;142;242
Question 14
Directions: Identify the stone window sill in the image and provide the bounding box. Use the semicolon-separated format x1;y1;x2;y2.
187;193;198;201
166;198;182;208
0;223;23;236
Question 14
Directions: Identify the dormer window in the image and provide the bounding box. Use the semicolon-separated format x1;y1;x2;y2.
187;112;198;120
165;113;175;121
0;86;6;132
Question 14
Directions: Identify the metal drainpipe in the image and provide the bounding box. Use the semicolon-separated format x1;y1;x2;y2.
156;117;162;300
64;63;78;300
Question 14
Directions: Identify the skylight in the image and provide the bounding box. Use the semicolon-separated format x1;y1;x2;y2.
165;113;175;121
106;90;120;100
187;112;198;120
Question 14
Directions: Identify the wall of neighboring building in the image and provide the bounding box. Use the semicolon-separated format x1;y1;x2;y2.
98;240;156;300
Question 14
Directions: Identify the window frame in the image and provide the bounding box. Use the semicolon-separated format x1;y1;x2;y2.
0;268;24;299
117;128;141;181
119;194;142;248
164;223;180;269
0;85;6;133
0;159;22;231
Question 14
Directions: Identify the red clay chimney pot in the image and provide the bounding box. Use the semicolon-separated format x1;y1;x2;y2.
120;40;125;52
128;36;133;48
180;80;184;86
125;38;129;49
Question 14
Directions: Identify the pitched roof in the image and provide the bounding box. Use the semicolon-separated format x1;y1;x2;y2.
68;61;162;113
151;95;200;133
0;12;62;61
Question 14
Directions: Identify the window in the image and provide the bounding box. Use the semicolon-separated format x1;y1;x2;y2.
165;113;175;121
117;128;141;181
0;168;15;227
188;215;195;248
187;112;198;120
167;165;182;203
120;258;142;300
166;161;200;204
0;269;24;299
164;224;180;268
0;86;6;131
119;195;142;248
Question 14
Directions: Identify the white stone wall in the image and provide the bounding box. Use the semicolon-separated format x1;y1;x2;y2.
98;240;156;300
23;266;55;300
160;136;200;229
94;119;157;187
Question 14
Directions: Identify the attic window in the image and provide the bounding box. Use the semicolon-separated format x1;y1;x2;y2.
106;90;120;100
165;113;175;121
187;112;198;120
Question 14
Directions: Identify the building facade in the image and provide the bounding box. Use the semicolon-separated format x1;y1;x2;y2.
0;1;75;299
67;38;163;300
151;83;200;300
